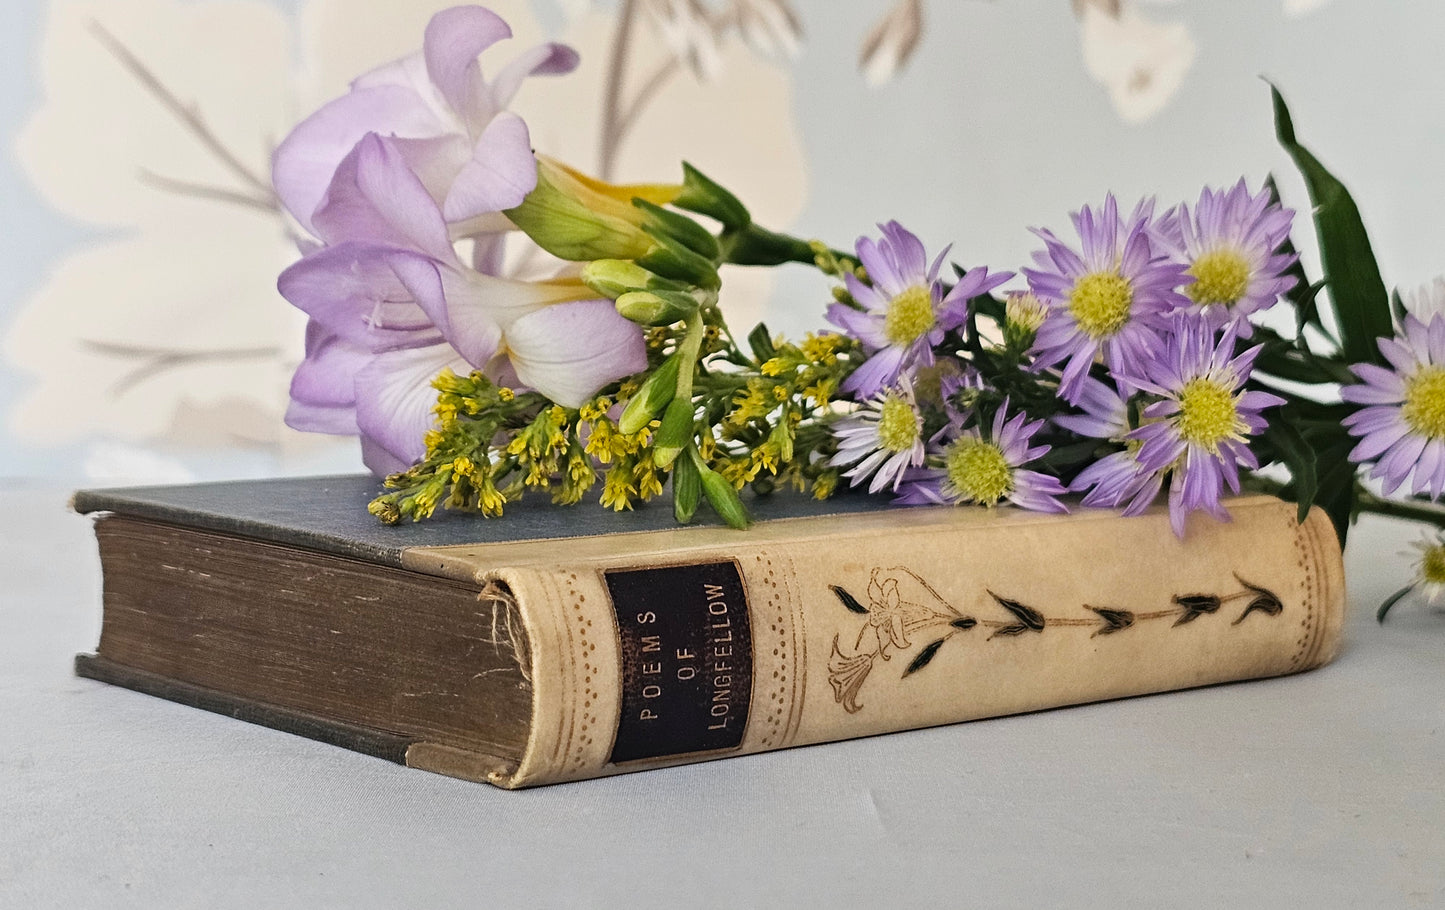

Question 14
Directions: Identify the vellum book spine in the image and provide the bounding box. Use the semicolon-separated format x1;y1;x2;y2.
397;495;1344;788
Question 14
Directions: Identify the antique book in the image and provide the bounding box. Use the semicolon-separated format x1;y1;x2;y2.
73;475;1345;789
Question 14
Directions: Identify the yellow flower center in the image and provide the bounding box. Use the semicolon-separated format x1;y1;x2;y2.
875;395;920;453
1068;271;1134;339
1186;249;1251;307
1175;378;1242;452
1402;366;1445;439
1420;542;1445;586
1005;292;1048;333
883;285;936;345
944;438;1013;506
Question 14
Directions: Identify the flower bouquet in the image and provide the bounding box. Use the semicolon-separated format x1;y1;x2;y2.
275;5;1445;619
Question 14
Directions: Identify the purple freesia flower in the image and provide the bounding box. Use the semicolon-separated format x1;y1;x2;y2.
1024;195;1189;403
1341;313;1445;499
827;221;1010;398
272;5;578;235
280;134;645;475
1125;315;1284;537
1154;179;1297;332
897;402;1068;512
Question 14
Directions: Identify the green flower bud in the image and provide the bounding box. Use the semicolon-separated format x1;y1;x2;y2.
637;241;721;291
617;354;681;435
700;466;750;529
505;156;679;261
633;198;720;260
651;397;695;469
671;449;702;524
615;290;698;326
674;162;751;231
581;260;689;300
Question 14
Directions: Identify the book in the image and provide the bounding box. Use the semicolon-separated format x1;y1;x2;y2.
73;475;1345;789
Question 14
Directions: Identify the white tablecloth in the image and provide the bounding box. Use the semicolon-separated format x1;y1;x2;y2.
3;485;1442;909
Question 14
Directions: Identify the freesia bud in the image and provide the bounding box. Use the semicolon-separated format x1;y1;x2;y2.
674;162;751;231
618;354;682;435
638;240;721;291
700;466;751;529
506;156;682;261
616;290;697;326
633;198;720;260
651;397;696;469
582;260;688;300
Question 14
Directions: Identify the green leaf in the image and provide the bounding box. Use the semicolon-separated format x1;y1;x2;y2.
1270;83;1391;366
903;639;946;677
830;584;869;614
747;322;776;362
1311;438;1360;547
1263;415;1319;523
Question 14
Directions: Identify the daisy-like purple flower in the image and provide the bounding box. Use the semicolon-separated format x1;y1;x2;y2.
1341;313;1445;499
896;402;1068;512
1155;179;1297;332
1126;315;1284;537
1055;377;1166;516
829;383;926;493
1024;195;1189;403
827;221;1011;398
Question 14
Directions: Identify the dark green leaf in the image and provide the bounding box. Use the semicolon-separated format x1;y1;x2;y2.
830;585;869;614
988;590;1045;630
1271;83;1391;366
903;639;946;677
1376;585;1413;623
747;322;776;362
1262;416;1319;523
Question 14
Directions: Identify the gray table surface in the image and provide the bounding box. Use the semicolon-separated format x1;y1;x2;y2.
3;484;1442;909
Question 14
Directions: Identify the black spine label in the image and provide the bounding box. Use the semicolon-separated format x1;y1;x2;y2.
604;561;752;764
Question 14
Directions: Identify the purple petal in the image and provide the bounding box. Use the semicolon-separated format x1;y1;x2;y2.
491;42;581;110
354;343;469;475
423;6;513;124
277;242;447;350
503;301;647;407
313;134;457;263
442;112;538;222
271;85;446;232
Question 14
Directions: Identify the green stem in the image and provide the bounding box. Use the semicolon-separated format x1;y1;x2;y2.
1356;487;1445;529
720;223;854;269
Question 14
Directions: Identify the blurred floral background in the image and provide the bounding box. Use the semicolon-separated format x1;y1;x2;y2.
1;0;1441;483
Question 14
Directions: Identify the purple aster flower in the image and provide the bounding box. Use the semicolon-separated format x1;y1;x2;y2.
1126;315;1284;537
829;383;927;493
1341;313;1445;499
827;221;1011;398
1024;194;1190;403
280;134;645;475
1154;179;1297;332
896;402;1068;512
1055;377;1166;516
272;5;578;235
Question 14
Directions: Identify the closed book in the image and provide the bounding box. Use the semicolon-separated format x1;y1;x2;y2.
73;475;1344;789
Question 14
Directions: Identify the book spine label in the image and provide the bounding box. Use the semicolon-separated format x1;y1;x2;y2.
418;497;1344;788
604;561;753;763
